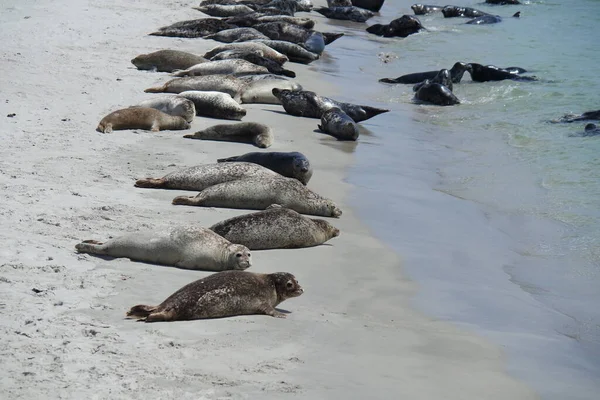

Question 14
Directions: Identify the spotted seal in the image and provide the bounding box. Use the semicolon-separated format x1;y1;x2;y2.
224;14;316;29
210;51;296;77
241;78;302;104
204;42;289;64
172;59;270;77
217;151;312;184
194;4;255;17
135;96;196;123
144;75;246;102
203;27;270;43
172;176;342;218
177;91;246;120
184;122;274;148
149;18;235;38
126;270;303;322
131;50;208;73
75;226;251;271
96;107;190;133
318;107;360;141
252;39;319;64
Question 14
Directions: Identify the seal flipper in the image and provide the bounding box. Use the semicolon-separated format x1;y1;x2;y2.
75;240;106;254
135;178;167;188
217;155;241;163
144;84;167;93
513;11;521;18
126;304;158;320
172;195;200;205
358;105;390;120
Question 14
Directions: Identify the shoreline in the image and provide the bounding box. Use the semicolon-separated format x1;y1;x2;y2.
1;0;538;398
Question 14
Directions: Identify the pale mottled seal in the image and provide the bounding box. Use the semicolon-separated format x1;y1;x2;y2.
241;78;302;104
144;75;246;102
253;22;337;50
366;15;424;37
172;59;269;77
131;50;208;73
135;162;278;191
203;27;269;43
413;69;453;92
210;51;296;77
551;110;600;124
351;0;385;12
150;18;234;38
194;4;255;17
225;14;315;29
135;96;196;123
379;62;470;84
318;107;359;141
184;122;273;148
414;81;460;106
217;151;312;184
172;176;342;218
252;39;319;64
126;270;303;322
411;4;443;15
178;91;246;120
75;226;251;271
272;88;389;122
328;0;351;6
210;206;339;250
204;42;289;64
96;107;190;133
315;6;374;23
467;63;537;82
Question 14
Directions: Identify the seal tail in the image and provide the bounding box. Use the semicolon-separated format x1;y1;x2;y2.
134;178;167;188
144;84;167;93
126;305;158;320
75;240;106;254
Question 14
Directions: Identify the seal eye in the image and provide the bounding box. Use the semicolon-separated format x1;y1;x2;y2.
286;281;294;289
247;253;251;257
236;253;241;257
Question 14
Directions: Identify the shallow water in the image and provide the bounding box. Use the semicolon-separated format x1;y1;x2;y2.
311;0;600;398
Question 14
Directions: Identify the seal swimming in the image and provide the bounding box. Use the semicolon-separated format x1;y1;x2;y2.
75;226;252;271
217;151;313;184
150;18;235;38
172;176;342;218
135;95;196;123
210;206;339;250
414;81;460;106
131;50;208;73
366;14;424;37
96;107;190;133
379;62;470;84
442;6;489;18
411;4;443;15
567;124;600;137
177;91;247;120
467;63;537;82
184;122;274;148
135;162;279;191
551;110;600;123
318;107;360;141
126;270;303;322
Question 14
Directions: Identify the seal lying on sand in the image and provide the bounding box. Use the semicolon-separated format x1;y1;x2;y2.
210;206;339;250
135;162;279;191
241;78;302;104
204;42;289;64
486;0;520;4
135;96;196;123
411;4;443;15
131;50;208;73
75;226;251;271
96;108;190;133
252;39;320;64
178;91;246;120
272;88;389;122
318;107;360;141
184;122;274;148
210;51;296;77
173;176;343;218
126;270;303;322
379;62;470;84
144;75;246;102
551;110;600;123
172;59;270;77
203;27;270;43
150;18;234;38
467;63;537;82
366;15;424;37
217;151;312;184
225;14;315;29
315;6;374;22
194;4;255;17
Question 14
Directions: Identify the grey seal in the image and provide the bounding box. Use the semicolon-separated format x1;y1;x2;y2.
210;206;340;250
241;78;303;104
193;4;255;17
203;27;270;43
252;39;319;64
318;107;359;141
177;91;246;120
568;124;600;137
411;4;443;15
135;95;196;123
126;270;303;322
131;50;208;73
327;0;352;6
135;162;279;191
149;18;235;38
204;42;289;64
210;51;296;77
486;0;520;4
96;107;190;133
172;176;343;218
413;69;453;92
172;59;269;77
442;6;489;18
184;122;274;148
75;226;251;271
144;75;246;102
366;15;424;37
315;6;374;23
467;63;537;82
217;151;312;184
225;14;316;29
379;61;469;84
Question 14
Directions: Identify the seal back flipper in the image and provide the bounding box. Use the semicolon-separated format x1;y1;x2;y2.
75;240;106;254
361;106;390;119
144;84;167;93
217;155;241;163
126;304;158;320
379;78;400;84
172;195;201;205
135;178;167;188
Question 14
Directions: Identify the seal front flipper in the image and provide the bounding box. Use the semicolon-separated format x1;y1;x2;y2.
135;178;167;188
126;305;158;320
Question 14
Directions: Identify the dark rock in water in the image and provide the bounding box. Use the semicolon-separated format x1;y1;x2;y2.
351;0;385;12
552;110;600;124
366;15;424;37
486;0;520;4
315;6;375;22
379;62;470;84
414;82;460;106
150;18;235;38
442;6;489;18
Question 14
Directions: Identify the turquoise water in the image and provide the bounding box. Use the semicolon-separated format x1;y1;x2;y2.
312;0;600;398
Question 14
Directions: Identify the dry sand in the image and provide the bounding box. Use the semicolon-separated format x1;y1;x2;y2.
0;0;538;398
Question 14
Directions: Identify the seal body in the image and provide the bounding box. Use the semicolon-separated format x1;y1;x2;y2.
328;0;352;7
366;15;424;37
131;50;207;73
466;15;503;24
210;51;296;77
177;91;246;120
442;6;489;18
241;78;303;104
172;176;343;218
252;39;319;64
96;107;190;133
75;226;251;271
210;206;339;250
467;63;537;82
204;42;289;64
351;0;385;12
411;4;442;15
315;6;374;22
172;59;270;77
184;122;274;148
225;14;316;29
150;18;234;38
318;107;360;141
414;82;460;106
126;270;303;322
217;151;313;185
203;27;269;43
144;75;245;101
552;110;600;124
380;62;469;84
135;162;279;191
135;96;196;123
194;4;255;17
413;69;453;92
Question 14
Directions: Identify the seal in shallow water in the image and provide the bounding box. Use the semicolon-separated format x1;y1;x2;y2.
467;63;537;82
135;162;279;191
75;226;251;271
210;206;340;250
131;50;208;73
318;107;360;141
184;122;274;148
96;107;190;133
135;96;196;123
411;4;443;15
413;69;454;92
217;151;312;184
551;110;600;124
379;62;470;84
126;270;303;322
414;81;460;106
366;15;424;37
149;18;235;38
172;176;343;218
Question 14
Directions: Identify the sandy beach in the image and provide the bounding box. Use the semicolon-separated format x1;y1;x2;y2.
1;0;539;398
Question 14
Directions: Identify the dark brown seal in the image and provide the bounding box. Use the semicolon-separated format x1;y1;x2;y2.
126;270;304;322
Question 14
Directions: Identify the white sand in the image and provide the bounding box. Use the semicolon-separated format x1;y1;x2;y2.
0;0;538;398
